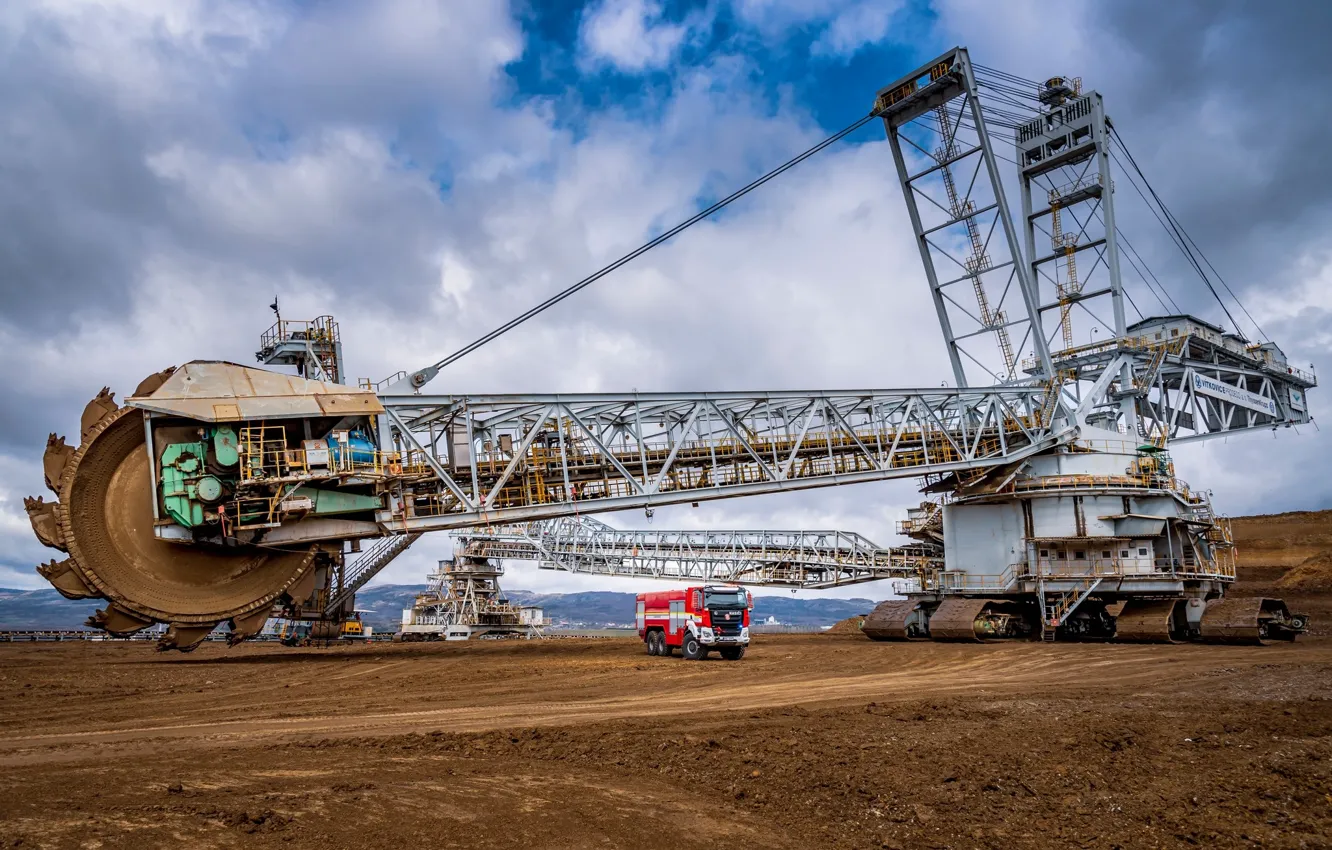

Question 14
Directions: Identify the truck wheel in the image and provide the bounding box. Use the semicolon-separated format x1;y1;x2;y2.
661;640;673;657
646;631;659;656
682;634;704;660
719;646;745;661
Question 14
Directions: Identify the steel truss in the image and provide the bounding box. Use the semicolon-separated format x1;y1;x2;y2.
1047;337;1315;444
376;386;1064;533
455;515;938;589
875;47;1052;387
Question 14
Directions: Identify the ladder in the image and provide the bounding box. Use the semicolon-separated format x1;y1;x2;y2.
1134;343;1170;392
1038;370;1074;426
934;106;1015;375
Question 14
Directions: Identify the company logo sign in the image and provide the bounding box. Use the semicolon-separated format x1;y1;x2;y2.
1191;373;1277;416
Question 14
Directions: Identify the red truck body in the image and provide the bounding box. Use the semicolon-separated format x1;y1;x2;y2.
635;584;752;660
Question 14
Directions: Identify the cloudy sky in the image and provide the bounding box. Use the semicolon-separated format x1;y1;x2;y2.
2;0;1329;600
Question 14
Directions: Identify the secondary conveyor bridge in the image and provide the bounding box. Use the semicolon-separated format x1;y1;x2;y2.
451;515;939;590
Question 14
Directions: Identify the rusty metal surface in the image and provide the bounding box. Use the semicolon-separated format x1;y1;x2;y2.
159;624;215;652
127;361;383;421
1114;599;1181;643
862;599;920;641
227;608;272;647
86;605;152;636
80;388;119;443
24;497;63;551
929;598;990;642
132;366;177;398
42;435;73;493
36;558;95;600
1199;597;1279;645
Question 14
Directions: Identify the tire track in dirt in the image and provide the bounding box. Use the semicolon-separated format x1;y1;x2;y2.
4;642;1320;765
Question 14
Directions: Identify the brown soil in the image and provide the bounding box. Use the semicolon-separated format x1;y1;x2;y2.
1277;551;1332;594
1232;509;1332;570
1;634;1330;849
1232;509;1332;633
826;613;869;634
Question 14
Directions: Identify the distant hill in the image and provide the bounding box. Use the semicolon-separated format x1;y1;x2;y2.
354;586;873;630
0;588;102;630
0;585;875;633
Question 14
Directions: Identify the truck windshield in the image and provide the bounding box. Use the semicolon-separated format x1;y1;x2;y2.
704;588;747;608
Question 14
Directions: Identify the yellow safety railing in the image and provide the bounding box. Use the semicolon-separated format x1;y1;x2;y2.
258;315;340;351
239;425;290;481
239;425;430;482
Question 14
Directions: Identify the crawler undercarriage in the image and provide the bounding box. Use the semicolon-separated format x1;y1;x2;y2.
863;594;1308;644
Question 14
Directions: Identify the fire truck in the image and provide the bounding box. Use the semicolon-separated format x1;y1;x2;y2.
636;585;752;660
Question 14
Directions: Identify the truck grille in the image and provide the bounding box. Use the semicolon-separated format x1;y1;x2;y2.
711;612;744;635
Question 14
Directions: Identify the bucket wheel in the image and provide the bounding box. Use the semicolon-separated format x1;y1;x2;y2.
27;373;320;651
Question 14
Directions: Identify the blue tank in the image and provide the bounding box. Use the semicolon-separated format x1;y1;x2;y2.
327;431;377;466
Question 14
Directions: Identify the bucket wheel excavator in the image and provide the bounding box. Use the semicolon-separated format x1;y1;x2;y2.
26;49;1316;650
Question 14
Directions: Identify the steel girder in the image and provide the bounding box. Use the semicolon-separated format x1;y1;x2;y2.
1048;339;1315;443
375;385;1067;533
456;515;937;589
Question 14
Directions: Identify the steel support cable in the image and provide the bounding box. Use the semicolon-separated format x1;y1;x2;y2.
1122;283;1145;321
1175;222;1269;340
1116;232;1178;314
1108;134;1245;334
973;64;1046;90
1115;226;1181;314
1108;129;1262;335
1119;139;1269;340
1086;206;1180;315
413;111;880;382
975;80;1043;109
973;63;1041;83
958;96;1185;320
974;69;1189;328
1108;146;1212;295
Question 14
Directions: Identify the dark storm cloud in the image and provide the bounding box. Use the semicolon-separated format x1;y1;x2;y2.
1090;0;1332;323
0;2;515;347
0;12;174;329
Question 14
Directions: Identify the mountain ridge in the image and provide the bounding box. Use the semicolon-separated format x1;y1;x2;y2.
0;584;876;631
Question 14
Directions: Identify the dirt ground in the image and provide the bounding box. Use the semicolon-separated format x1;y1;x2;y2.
2;512;1331;850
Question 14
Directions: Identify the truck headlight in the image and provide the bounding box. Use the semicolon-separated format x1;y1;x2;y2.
701;627;714;640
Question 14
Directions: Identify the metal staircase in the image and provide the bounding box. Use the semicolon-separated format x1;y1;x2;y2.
323;532;423;616
1041;577;1102;639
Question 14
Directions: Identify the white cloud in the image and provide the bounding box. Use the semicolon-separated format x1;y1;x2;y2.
578;0;701;72
732;0;906;57
811;1;904;56
4;0;283;112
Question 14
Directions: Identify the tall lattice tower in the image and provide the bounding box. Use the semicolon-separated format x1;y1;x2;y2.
875;49;1051;386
